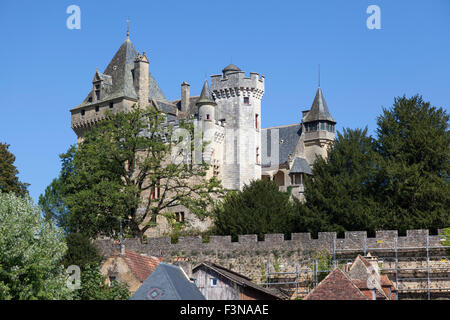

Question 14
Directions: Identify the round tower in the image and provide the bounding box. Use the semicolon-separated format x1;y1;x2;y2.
210;64;265;190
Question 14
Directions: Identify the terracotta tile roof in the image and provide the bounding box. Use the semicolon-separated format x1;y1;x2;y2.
351;280;387;300
304;268;368;300
380;275;397;290
123;250;160;282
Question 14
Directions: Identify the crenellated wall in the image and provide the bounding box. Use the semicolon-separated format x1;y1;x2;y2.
95;229;447;268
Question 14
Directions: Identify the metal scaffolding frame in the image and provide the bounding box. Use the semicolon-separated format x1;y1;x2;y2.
257;235;450;300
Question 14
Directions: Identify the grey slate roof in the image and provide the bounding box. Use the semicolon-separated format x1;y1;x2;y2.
196;80;216;106
262;124;302;167
222;63;241;73
303;87;336;123
76;38;167;109
290;157;312;175
130;263;205;300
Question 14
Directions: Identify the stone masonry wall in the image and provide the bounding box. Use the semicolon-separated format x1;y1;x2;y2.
95;229;449;289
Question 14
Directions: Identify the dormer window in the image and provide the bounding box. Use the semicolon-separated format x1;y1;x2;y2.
88;96;92;103
244;97;250;105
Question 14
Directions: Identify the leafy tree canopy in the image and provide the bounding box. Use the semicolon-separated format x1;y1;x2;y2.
0;142;29;197
213;179;297;241
42;105;223;241
0;193;72;300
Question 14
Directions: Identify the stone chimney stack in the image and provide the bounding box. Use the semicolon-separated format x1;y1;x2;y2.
134;52;149;107
181;81;190;113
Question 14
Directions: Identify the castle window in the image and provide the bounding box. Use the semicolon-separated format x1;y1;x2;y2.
81;109;85;116
88;96;92;103
109;102;114;109
255;114;259;129
244;97;250;105
210;278;218;287
95;106;99;112
256;147;260;165
206;114;210;120
95;90;100;101
320;122;325;131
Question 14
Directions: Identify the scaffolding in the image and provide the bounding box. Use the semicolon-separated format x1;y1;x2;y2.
258;235;450;300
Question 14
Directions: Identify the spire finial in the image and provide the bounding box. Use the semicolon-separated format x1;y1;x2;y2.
318;64;321;87
126;18;130;40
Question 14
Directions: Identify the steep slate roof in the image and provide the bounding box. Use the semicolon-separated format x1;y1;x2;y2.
262;124;302;167
303;87;336;123
290;157;312;175
131;263;205;300
193;262;282;300
304;268;368;300
196;80;216;106
75;38;167;109
122;251;160;283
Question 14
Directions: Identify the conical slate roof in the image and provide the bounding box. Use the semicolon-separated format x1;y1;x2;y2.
222;63;241;73
196;80;216;106
303;87;335;123
77;38;167;106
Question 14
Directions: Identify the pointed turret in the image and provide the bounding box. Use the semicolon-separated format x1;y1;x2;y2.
196;80;217;106
197;80;216;122
303;87;335;124
301;85;337;165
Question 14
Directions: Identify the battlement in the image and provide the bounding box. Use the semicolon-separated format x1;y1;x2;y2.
211;71;265;99
94;229;448;259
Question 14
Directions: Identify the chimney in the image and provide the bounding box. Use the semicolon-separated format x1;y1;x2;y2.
134;52;149;107
181;81;190;113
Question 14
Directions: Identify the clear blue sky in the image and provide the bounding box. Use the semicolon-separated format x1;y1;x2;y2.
0;0;449;203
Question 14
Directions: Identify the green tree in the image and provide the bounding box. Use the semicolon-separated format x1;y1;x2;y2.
296;128;383;235
375;95;450;232
0;193;72;300
0;142;29;197
213;179;296;240
61;233;103;270
57;105;222;240
73;265;129;300
38;146;75;230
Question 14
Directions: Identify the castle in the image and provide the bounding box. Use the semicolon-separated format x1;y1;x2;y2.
70;33;336;234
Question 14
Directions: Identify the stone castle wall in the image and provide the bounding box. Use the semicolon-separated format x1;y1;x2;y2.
95;229;449;288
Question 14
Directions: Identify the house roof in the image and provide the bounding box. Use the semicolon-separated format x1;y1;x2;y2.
304;268;368;300
122;250;160;283
192;261;282;300
262;123;302;167
130;263;205;300
303;87;335;124
290;157;312;175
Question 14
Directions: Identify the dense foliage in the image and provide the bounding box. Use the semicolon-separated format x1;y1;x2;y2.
61;233;103;270
72;265;130;300
40;105;223;240
213;179;297;240
0;193;71;300
0;142;29;196
296;95;450;235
